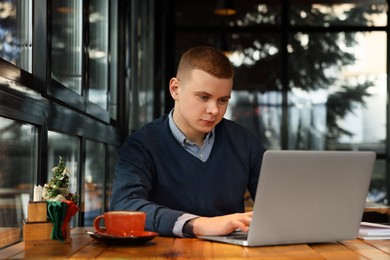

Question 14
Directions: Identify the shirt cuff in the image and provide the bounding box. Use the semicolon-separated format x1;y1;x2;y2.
173;213;199;237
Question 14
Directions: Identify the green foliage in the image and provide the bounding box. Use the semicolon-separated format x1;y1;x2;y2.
43;156;79;205
229;3;385;141
326;82;373;139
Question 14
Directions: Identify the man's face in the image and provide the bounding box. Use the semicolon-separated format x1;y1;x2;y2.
170;69;233;143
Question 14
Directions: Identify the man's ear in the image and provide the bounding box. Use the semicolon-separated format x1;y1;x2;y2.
169;77;179;100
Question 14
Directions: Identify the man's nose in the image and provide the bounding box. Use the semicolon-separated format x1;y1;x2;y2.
206;101;219;115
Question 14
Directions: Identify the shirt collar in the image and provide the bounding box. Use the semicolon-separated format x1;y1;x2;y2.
168;110;214;147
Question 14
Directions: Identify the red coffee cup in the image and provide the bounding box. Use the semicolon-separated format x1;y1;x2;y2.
93;211;146;237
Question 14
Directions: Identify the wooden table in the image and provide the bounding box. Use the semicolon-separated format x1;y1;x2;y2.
364;202;390;215
1;227;390;259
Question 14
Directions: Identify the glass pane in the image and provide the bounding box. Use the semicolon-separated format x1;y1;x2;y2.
175;26;282;69
175;32;282;90
0;117;36;248
222;33;282;149
174;33;221;58
128;1;155;131
229;33;281;91
0;0;32;72
105;145;117;210
367;159;387;204
83;140;104;226
176;33;270;66
287;88;327;150
88;0;109;109
288;31;386;152
109;0;118;120
47;131;80;226
51;0;82;94
291;0;388;26
226;90;282;149
288;31;387;205
175;0;281;27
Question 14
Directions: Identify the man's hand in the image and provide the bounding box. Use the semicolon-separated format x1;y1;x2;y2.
192;212;252;236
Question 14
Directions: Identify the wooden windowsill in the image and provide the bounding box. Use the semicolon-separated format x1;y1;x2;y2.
0;227;21;249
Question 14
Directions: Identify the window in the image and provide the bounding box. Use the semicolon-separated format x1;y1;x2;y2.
0;0;122;249
105;145;117;210
288;31;386;151
109;0;118;120
290;0;387;27
83;140;104;226
88;0;109;110
0;116;37;247
0;0;32;72
48;131;80;226
51;0;83;94
128;0;156;131
174;0;389;205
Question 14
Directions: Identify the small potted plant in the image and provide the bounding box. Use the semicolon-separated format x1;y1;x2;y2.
42;156;79;241
43;156;79;203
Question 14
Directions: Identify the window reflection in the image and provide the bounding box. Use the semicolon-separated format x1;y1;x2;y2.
175;0;282;27
0;0;32;72
88;0;108;109
287;89;327;150
51;0;82;94
83;140;104;226
227;31;386;154
0;116;36;248
47;131;79;227
128;0;155;131
290;0;387;26
288;31;386;152
228;33;282;92
175;0;389;205
226;30;386;204
227;91;282;149
105;145;117;210
369;159;387;204
109;0;118;120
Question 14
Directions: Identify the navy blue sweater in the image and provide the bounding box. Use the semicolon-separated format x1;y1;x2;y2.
110;115;265;236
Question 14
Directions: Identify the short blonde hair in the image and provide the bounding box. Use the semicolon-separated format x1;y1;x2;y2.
176;46;234;81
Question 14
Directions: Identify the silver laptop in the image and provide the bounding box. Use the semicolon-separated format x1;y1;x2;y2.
198;150;376;246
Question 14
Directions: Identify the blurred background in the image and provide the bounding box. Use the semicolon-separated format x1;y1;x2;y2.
0;0;389;248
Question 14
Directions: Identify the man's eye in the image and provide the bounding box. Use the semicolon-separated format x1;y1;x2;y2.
217;99;229;105
199;95;209;101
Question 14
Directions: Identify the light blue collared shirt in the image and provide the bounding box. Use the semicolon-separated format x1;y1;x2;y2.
168;110;216;236
168;110;215;162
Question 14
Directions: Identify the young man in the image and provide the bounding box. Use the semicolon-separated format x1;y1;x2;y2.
110;46;265;237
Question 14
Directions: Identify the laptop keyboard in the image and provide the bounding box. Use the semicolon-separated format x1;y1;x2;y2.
230;234;248;240
227;231;248;240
